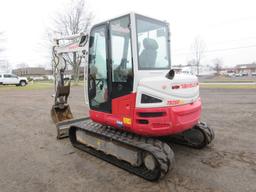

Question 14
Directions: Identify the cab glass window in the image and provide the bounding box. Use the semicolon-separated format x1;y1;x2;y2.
88;25;109;111
4;74;11;78
136;15;170;70
110;16;133;98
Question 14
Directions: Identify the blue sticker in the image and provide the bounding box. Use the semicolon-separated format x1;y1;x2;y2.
116;121;123;128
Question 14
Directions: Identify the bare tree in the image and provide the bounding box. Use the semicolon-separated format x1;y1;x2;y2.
16;63;29;69
187;59;196;66
212;58;223;75
0;31;8;72
51;0;93;84
0;31;6;53
0;60;11;73
0;31;5;53
191;36;206;76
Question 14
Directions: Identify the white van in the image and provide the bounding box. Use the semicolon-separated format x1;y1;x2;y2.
0;73;28;86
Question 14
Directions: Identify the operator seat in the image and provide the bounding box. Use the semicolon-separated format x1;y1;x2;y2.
139;38;159;69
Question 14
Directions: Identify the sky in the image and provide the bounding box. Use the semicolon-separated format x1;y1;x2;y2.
1;0;256;70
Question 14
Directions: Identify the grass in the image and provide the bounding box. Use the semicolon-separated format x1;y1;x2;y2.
201;76;256;83
0;81;84;91
1;81;255;91
203;79;256;83
0;81;53;91
200;83;256;89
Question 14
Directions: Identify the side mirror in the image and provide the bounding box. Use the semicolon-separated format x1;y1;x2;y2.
79;35;88;47
165;69;175;80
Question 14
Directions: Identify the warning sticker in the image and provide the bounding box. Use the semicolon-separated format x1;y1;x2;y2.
123;117;132;125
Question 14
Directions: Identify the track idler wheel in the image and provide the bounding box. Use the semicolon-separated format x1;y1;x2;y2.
143;153;157;171
167;122;215;149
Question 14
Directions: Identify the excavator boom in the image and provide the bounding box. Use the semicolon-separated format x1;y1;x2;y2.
51;33;88;125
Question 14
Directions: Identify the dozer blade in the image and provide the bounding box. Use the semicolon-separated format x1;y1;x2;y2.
51;105;74;124
56;117;89;139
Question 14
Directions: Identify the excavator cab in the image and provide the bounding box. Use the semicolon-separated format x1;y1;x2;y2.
87;13;173;132
88;14;169;108
52;13;200;137
86;13;207;138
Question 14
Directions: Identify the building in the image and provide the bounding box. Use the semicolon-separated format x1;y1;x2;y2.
0;60;10;73
219;67;236;76
66;66;85;79
12;67;52;80
172;64;215;76
12;66;85;80
235;64;256;76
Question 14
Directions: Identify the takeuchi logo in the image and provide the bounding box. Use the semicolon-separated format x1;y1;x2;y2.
68;44;79;49
172;82;198;89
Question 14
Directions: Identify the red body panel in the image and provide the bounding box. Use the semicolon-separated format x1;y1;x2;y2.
89;93;201;137
90;93;136;129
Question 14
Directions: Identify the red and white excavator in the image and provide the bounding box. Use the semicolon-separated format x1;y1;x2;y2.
51;13;214;181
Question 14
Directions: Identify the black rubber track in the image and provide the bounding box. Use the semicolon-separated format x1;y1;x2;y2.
69;120;175;181
165;122;215;149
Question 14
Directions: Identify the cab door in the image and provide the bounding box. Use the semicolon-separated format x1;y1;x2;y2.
109;16;135;123
109;16;133;99
88;24;111;112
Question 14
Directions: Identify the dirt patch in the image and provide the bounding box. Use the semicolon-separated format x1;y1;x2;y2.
0;87;255;192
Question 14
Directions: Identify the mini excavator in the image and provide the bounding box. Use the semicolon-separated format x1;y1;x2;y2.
51;13;214;181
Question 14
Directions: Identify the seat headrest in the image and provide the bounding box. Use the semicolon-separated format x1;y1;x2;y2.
143;38;159;50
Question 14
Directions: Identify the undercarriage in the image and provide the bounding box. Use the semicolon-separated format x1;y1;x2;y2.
69;120;175;181
67;119;214;181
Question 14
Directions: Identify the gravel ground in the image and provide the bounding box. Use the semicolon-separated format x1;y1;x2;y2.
0;87;255;192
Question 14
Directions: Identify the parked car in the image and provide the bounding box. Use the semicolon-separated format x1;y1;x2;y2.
235;73;242;77
0;73;28;86
227;72;235;77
